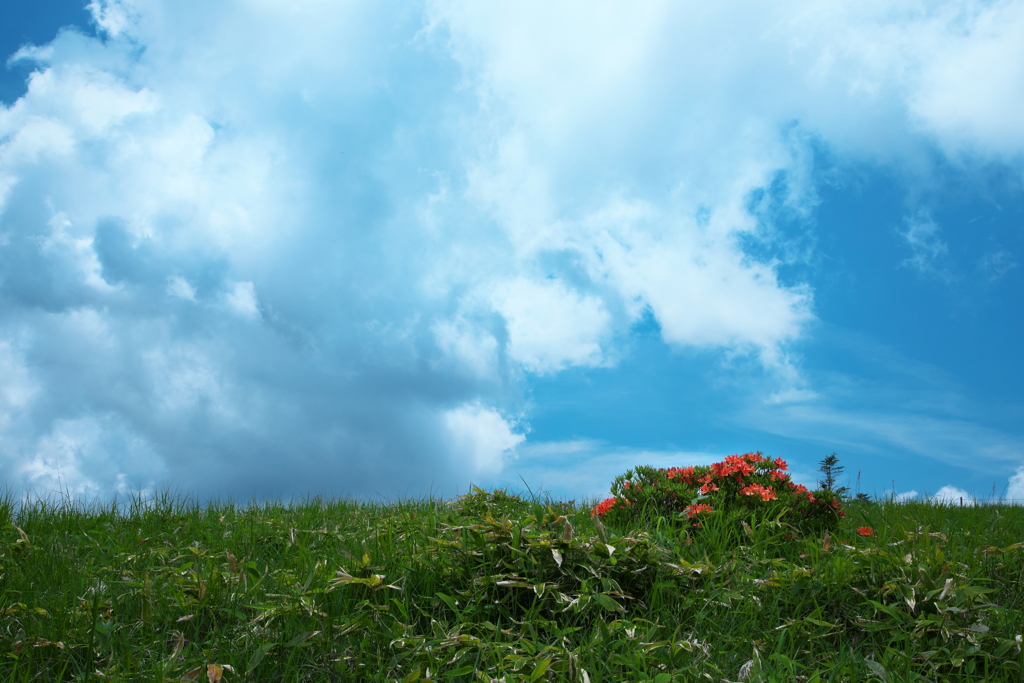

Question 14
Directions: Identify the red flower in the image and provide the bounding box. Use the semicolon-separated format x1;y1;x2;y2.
712;455;755;478
592;497;617;517
685;503;714;518
772;457;788;471
663;466;696;483
857;527;874;536
699;482;719;494
739;484;777;501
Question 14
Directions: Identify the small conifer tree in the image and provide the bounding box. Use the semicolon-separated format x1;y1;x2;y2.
818;452;849;498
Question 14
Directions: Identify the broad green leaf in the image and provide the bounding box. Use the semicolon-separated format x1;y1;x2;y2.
528;658;551;682
593;593;623;613
436;591;459;615
391;597;410;620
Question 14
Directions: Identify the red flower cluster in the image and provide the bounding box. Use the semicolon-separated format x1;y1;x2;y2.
685;503;714;518
664;466;696;483
857;526;875;536
739;483;777;501
592;497;617;517
710;454;758;479
593;451;846;535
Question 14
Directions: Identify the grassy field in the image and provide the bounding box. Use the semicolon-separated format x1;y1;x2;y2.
1;487;1023;682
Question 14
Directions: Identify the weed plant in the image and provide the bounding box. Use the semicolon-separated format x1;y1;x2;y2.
1;487;1023;681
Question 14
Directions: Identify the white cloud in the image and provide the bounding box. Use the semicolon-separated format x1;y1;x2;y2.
900;212;950;278
1007;468;1024;504
772;1;1024;161
444;402;524;478
87;0;142;40
223;281;259;320
166;275;196;300
930;485;976;505
0;338;38;433
431;316;499;380
978;249;1017;282
907;1;1024;159
1;0;1023;499
16;416;165;498
1;65;158;142
441;3;819;360
574;201;813;356
765;388;820;405
492;278;611;374
0;116;75;171
142;343;237;421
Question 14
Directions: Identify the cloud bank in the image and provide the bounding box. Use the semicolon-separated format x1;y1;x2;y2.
2;0;1023;499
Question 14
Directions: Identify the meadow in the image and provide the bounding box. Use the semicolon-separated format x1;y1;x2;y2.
1;483;1023;682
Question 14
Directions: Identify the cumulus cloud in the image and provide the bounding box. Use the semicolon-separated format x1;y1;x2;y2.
1007;468;1024;504
906;1;1024;159
443;402;524;478
930;485;976;505
491;278;611;374
1;0;1023;499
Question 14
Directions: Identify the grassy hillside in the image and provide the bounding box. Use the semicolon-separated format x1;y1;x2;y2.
1;488;1023;682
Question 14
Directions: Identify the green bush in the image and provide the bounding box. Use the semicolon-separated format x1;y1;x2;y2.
594;452;844;536
451;485;530;519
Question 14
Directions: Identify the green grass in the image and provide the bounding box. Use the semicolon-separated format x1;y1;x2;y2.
2;487;1023;682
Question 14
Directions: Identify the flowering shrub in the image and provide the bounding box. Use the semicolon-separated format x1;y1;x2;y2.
592;452;844;535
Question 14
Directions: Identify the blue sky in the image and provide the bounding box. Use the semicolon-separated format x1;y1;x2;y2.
1;0;1023;504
